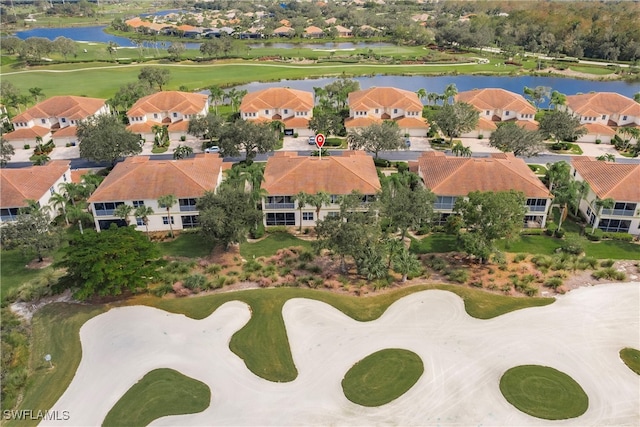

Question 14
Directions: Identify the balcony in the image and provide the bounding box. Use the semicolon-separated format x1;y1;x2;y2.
94;210;115;216
434;204;455;211
179;206;197;212
527;206;547;212
265;203;295;210
601;209;635;217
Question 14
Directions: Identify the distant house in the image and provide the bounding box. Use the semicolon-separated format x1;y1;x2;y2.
304;26;325;38
416;152;552;228
273;26;295;37
454;88;538;138
5;96;110;147
325;17;337;25
334;25;353;37
126;91;209;142
571;157;640;235
240;88;314;137
125;17;170;34
87;154;224;232
0;160;71;223
345;87;429;137
561;92;640;143
261;151;381;227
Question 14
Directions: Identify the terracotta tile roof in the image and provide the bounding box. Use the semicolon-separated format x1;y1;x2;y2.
571;157;639;202
88;154;223;202
477;117;498;131
417;151;551;198
0;160;70;208
334;25;352;33
240;88;313;113
282;116;310;128
325;17;337;24
13;96;107;123
566;92;640;117
262;151;381;195
4;126;51;140
394;116;429;128
345;116;378;128
514;119;539;131
305;26;324;34
349;87;423;112
274;26;294;34
70;168;99;184
582;123;616;136
127;91;208;117
455;89;536;115
53;125;77;137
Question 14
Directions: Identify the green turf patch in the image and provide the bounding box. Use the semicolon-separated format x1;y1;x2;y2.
240;232;312;259
620;348;640;375
500;365;588;420
342;349;423;407
409;233;458;254
102;368;210;427
158;233;213;258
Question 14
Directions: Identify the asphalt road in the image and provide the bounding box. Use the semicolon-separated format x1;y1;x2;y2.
4;150;640;169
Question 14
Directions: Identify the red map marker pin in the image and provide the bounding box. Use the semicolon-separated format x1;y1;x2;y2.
315;133;325;148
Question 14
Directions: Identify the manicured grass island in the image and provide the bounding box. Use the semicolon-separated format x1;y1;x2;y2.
342;349;423;407
619;347;640;375
499;365;588;420
102;368;211;427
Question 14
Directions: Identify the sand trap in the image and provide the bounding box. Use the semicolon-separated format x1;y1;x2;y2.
42;283;639;426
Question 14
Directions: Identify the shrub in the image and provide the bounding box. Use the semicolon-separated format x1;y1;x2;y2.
513;253;527;263
205;264;222;275
180;135;186;141
602;232;634;242
151;283;174;297
492;251;507;267
307;264;322;274
577;256;598;270
592;267;626;281
477;134;484;139
425;256;448;272
559;235;584;255
545;223;557;236
532;255;553;268
374;158;391;167
522;285;538;297
447;269;469;284
554;228;565;238
600;259;615;268
396;162;409;173
183;274;208;291
298;250;314;262
521;228;546;235
586;229;603;241
293;132;299;138
545;277;564;289
595;139;601;144
23;144;30;150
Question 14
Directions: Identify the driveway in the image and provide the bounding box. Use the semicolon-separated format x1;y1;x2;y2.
43;282;639;426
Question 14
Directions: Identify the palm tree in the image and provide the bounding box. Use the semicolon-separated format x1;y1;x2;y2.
80;173;104;196
416;88;428;105
66;203;93;234
308;191;331;231
157;194;177;237
28;87;44;103
392;248;421;283
113;204;134;225
244;163;265;204
443;83;458;105
451;141;472;157
227;88;247;113
49;192;69;225
32;154;50;166
634;92;640;103
591;198;615;233
572;181;590;216
173;144;193;160
427;92;439;106
596;153;615;162
59;182;83;206
384;236;404;269
135;205;154;238
269;120;285;139
294;191;311;232
152;124;169;147
209;85;225;114
545;161;570;191
549;90;566;110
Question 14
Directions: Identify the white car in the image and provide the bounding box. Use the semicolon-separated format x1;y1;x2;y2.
204;146;220;153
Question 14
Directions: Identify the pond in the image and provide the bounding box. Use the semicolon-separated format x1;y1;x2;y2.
230;75;640;108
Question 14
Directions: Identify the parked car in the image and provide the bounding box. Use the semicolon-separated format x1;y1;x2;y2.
308;135;316;145
204;146;220;153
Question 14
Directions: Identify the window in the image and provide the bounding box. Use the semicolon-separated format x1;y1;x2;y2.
485;110;490;116
361;195;375;203
622;115;627;121
162;216;175;225
94;202;124;216
179;198;197;212
598;218;631;233
284;109;288;114
601;202;636;217
505;111;510;116
526;198;547;212
375;109;379;114
173;112;178;118
435;196;456;210
63;174;67;182
136;217;144;226
330;195;340;204
393;109;398;114
132;200;144;207
181;215;198;228
266;212;295;226
327;211;339;218
61;118;66;123
265;110;269;115
41;119;46;124
153;113;158;119
265;196;294;209
302;212;314;221
601;115;606;120
1;208;20;222
50;186;55;195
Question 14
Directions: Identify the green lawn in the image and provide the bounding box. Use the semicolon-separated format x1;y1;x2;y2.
410;233;458;254
568;65;617;75
498;235;561;255
619;348;640;375
500;365;589;420
546;143;584;155
583;240;640;259
342;349;423;407
240;232;312;259
158;233;213;258
11;285;553;426
0;250;51;299
102;369;211;427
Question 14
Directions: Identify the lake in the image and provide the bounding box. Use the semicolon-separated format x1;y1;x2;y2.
230;75;640;107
